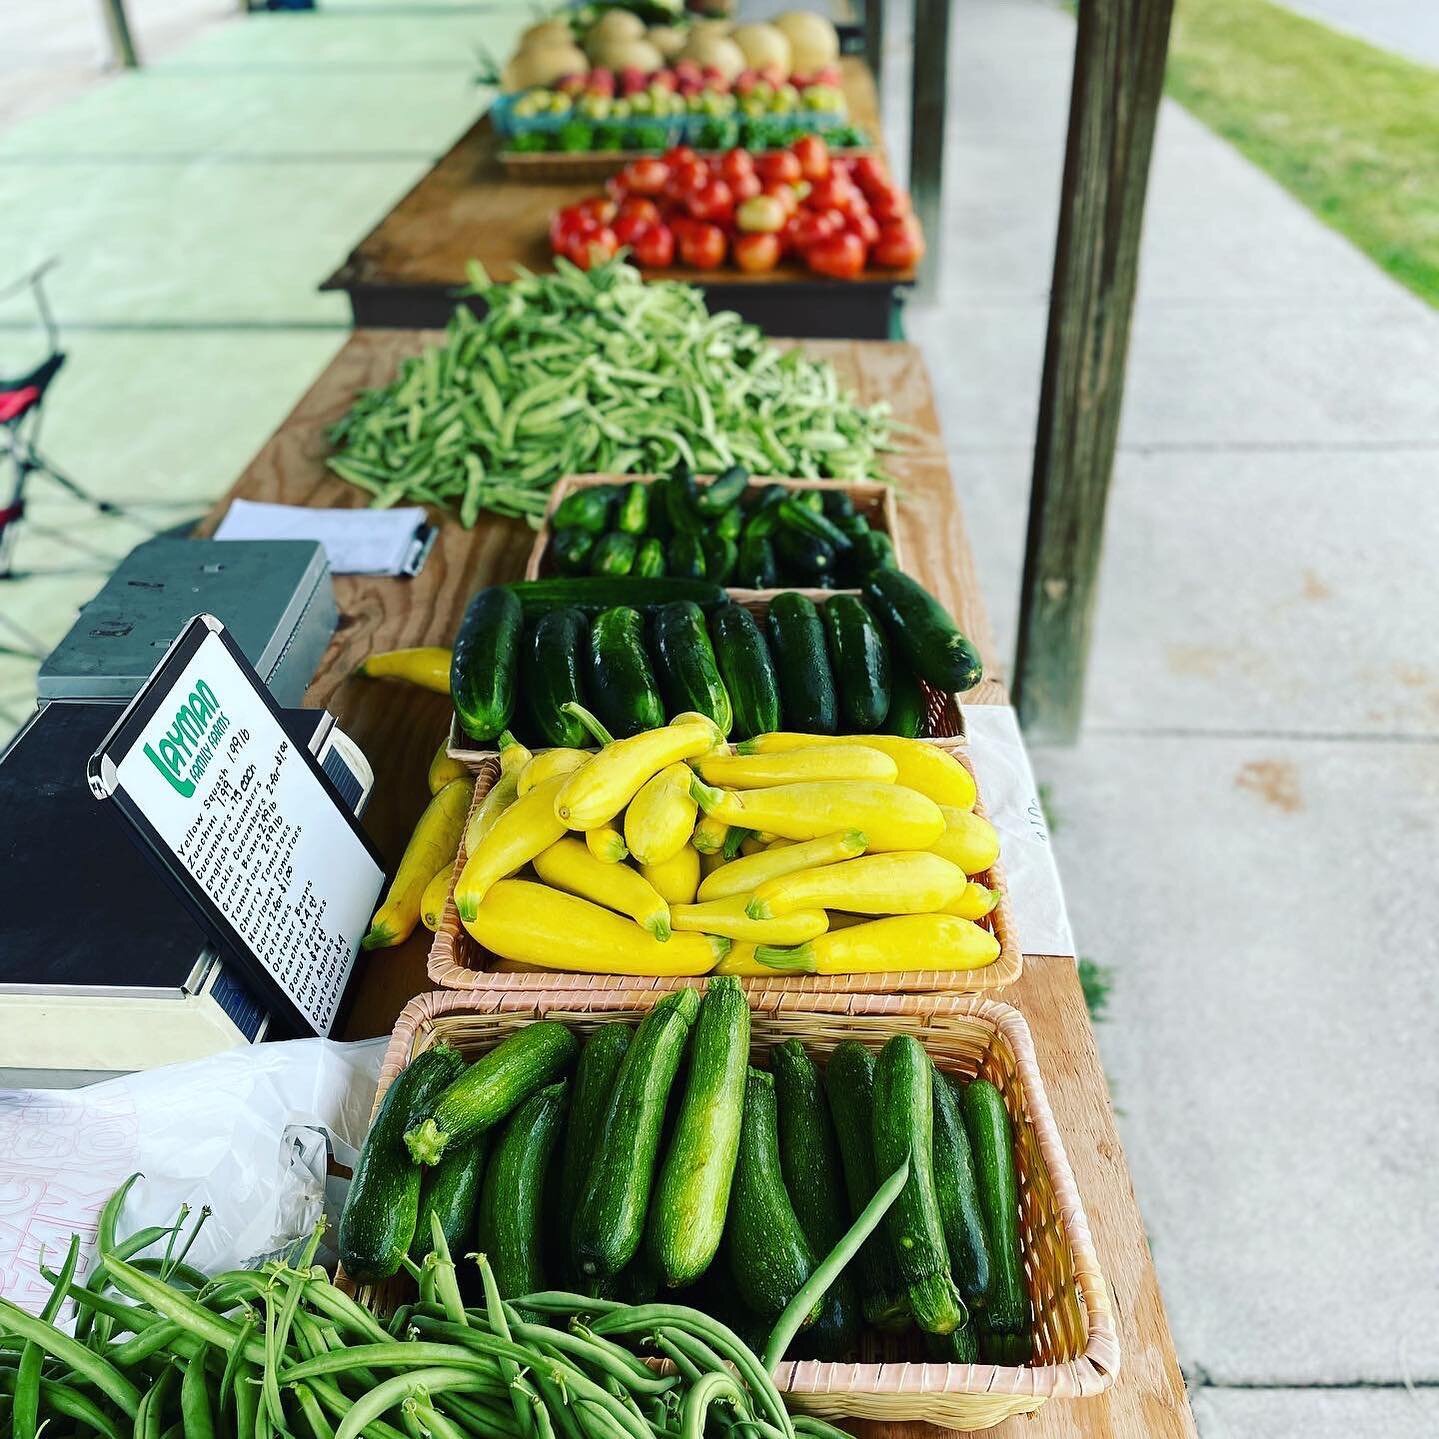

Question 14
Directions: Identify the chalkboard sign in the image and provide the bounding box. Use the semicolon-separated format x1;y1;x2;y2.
88;615;384;1037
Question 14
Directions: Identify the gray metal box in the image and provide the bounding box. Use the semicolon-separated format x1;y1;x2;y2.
37;538;337;706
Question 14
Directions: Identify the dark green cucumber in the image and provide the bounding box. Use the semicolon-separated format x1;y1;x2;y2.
772;1040;861;1361
736;532;778;590
723;1068;818;1321
697;465;749;516
558;1024;633;1226
748;483;789;518
820;489;857;522
590;531;638;577
931;1069;993;1310
451;587;522;742
847;529;895;578
650;601;733;734
882;664;927;738
700;533;738;584
588;606;665;738
645;476;674;541
550;527;596;577
667;533;708;581
837;511;870;541
714;505;744;543
872;1035;965;1335
795;489;824;515
778;498;853;553
709;605;781;741
474;1081;568;1299
522;608;589;749
339;1043;463;1282
863;570;984;694
409;1133;489;1265
823;1041;907;1328
823;595;891;732
634;538;666;579
775;527;836;584
573;989;701;1278
665;469;706;536
507;577;726;616
616;482;650;535
767;592;838;735
647;977;750;1286
961;1079;1028;1337
405;1022;577;1166
553;486;616;534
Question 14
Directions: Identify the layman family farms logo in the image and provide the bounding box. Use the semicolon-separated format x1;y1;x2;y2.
143;677;231;798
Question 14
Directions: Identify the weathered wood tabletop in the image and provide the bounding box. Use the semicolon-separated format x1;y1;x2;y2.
203;329;1197;1439
322;58;914;336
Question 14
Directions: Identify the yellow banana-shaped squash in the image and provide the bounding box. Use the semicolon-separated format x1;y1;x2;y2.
693;780;943;852
364;777;474;949
467;880;726;976
518;747;590;795
947;881;1000;920
749;851;966;919
428;741;468;795
696;745;897;788
625;762;699;866
699;848;726;878
737;732;977;810
640;843;702;906
420;863;454;931
753;913;1000;975
710;942;770;976
739;834;770;856
691;812;731;854
697;829;867;902
931;806;1001;876
555;720;719;830
585;822;629;863
532;837;671;940
355;646;451;694
462;733;532;855
454;772;568;921
671;896;828;945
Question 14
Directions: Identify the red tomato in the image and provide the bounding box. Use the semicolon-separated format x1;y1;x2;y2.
790;134;831;182
762;181;800;217
872;220;924;269
755;150;803;186
686;178;735;224
564;226;619;270
733;231;782;273
620;158;671;197
719;148;755;185
847;211;880;246
549;206;593;249
613;213;652;247
576;196;618;226
868;186;911;224
678;222;726;269
667;158;712;202
805;176;855;215
851;154;890;195
730;170;762;203
736;193;787;234
805;230;866;279
617;197;662;227
633;223;676;268
790;207;844;253
663;144;698;168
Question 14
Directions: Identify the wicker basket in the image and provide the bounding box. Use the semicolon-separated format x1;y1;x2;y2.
427;747;1020;995
498;146;879;183
347;987;1118;1431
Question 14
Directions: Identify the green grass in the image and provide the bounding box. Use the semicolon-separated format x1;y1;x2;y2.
1165;0;1439;308
1078;958;1113;1022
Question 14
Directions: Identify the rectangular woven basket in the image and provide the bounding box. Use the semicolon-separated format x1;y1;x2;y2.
347;986;1118;1431
428;746;1020;995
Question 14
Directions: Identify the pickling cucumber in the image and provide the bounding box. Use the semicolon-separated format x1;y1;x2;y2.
451;587;522;742
710;604;781;740
650;601;733;734
588;606;665;739
823;595;892;733
590;532;638;577
522;608;589;749
766;592;838;735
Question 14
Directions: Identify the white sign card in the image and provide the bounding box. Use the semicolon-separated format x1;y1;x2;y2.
89;616;384;1036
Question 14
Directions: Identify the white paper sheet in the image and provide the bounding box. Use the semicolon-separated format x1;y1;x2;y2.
215;499;430;576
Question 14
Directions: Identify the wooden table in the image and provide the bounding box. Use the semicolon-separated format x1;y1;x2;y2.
203;330;1196;1439
321;58;914;340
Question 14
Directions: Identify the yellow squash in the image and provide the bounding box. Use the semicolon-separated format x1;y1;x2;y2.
355;646;451;694
699;849;726;878
625;762;699;866
753;913;1000;975
555;720;718;830
454;773;568;921
364;777;474;949
585;823;628;864
427;741;468;796
462;734;532;855
691;813;730;854
738;732;977;810
532;838;671;939
671;896;828;945
696;745;897;788
693;780;943;852
710;942;769;977
697;829;867;902
420;864;454;931
947;881;1000;920
738;834;769;856
749;851;966;919
467;880;726;976
640;843;701;906
932;806;1001;875
518;747;590;795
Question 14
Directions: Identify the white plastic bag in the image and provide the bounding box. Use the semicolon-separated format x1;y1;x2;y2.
0;1037;385;1313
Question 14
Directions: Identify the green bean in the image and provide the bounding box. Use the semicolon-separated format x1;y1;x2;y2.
292;1382;335;1439
137;1364;177;1439
474;1254;537;1439
409;1395;470;1439
181;1349;216;1439
332;1368;491;1439
34;1373;126;1439
531;1373;586;1439
100;1252;254;1360
790;1417;856;1439
218;1314;257;1421
438;1390;527;1439
234;1370;260;1439
0;1295;141;1417
9;1234;72;1439
681;1370;748;1439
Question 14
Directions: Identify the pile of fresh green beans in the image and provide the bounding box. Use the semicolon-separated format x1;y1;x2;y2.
0;1168;904;1439
327;259;896;526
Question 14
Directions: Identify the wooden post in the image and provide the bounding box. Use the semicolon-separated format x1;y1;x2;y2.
907;0;949;299
100;0;140;68
1012;0;1174;741
863;0;885;102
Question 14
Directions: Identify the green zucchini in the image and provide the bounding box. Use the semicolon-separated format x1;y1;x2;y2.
925;1323;980;1363
507;577;727;616
698;465;750;516
872;1035;965;1335
634;538;666;579
700;533;738;584
795;489;824;515
553;486;616;534
820;490;857;521
775;527;836;584
339;1043;463;1282
573;989;701;1278
823;1041;907;1328
451;587;522;742
748;483;788;517
405;1022;577;1166
837;512;870;541
590;532;638;577
847;529;895;579
665;470;706;536
767;592;838;735
736;532;778;590
772;1040;861;1361
863;570;984;694
588;606;665;738
667;533;708;581
778;498;853;554
882;664;927;738
709;605;780;740
523;608;589;749
714;505;744;542
723;1067;818;1322
616;482;650;535
650;601;733;734
474;1081;568;1299
647;977;750;1286
961;1079;1028;1338
823;595;891;732
409;1133;489;1265
931;1070;992;1310
558;1025;632;1226
550;527;596;577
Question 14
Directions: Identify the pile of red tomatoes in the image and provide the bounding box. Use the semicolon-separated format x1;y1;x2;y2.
548;136;924;279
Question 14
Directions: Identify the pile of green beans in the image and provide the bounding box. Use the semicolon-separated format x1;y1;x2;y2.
327;259;896;526
0;1176;887;1439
